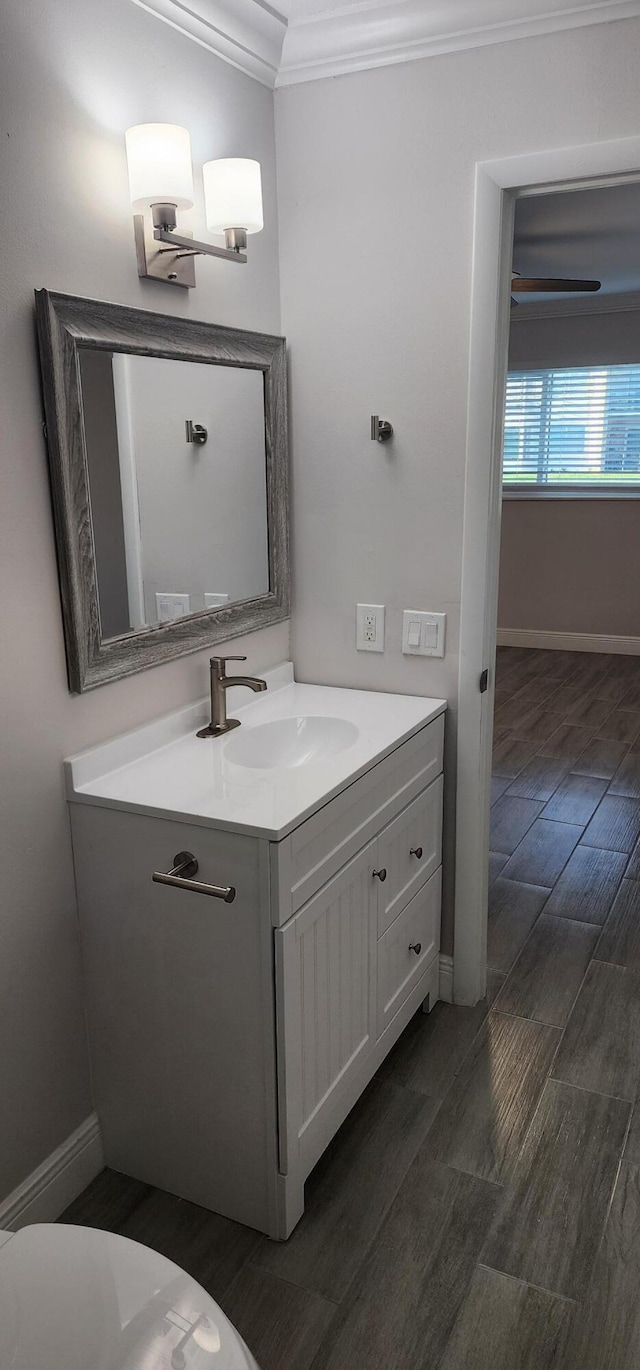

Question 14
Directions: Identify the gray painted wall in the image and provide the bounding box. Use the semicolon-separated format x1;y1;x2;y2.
499;498;640;637
499;308;640;637
274;16;640;952
0;0;286;1203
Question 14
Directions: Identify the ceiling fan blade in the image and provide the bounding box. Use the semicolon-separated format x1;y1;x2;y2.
510;277;601;293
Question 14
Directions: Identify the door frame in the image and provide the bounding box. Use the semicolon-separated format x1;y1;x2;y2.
453;133;640;1006
112;352;145;631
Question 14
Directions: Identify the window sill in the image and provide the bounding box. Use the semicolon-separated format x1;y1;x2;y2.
503;488;640;501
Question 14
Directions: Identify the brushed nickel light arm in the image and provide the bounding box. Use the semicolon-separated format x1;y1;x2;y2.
151;202;247;261
134;201;248;288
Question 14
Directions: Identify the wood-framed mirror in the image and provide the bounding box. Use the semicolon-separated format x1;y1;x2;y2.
35;290;289;692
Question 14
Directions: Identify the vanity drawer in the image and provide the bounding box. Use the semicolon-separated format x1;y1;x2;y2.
377;867;441;1037
375;776;443;937
273;713;444;923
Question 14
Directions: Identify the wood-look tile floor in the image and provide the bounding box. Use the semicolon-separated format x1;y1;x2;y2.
60;648;640;1368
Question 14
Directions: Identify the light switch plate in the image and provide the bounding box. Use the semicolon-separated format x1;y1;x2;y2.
356;603;385;652
402;609;446;657
155;592;190;623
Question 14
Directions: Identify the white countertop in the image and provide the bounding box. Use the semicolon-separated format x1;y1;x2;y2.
66;663;447;840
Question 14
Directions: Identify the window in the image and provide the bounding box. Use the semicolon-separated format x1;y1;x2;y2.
503;363;640;492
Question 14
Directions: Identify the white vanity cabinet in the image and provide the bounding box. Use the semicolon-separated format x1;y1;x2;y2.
68;672;445;1239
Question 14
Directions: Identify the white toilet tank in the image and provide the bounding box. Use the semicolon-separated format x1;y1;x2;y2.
0;1223;259;1369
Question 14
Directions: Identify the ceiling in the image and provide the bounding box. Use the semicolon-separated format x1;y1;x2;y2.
513;180;640;309
135;0;640;87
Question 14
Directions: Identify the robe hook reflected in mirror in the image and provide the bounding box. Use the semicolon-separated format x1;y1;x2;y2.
185;420;208;446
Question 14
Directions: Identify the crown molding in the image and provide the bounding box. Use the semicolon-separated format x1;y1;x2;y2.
130;0;640;88
511;288;640;320
276;0;640;86
131;0;287;87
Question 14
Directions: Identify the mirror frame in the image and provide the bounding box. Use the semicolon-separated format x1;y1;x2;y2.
35;290;289;692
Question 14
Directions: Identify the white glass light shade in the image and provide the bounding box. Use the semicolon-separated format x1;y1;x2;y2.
203;158;263;235
125;124;194;210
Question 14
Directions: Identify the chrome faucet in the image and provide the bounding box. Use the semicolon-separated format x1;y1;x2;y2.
196;655;267;738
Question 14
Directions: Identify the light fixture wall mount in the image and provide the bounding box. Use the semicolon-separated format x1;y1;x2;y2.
125;126;262;289
133;203;247;290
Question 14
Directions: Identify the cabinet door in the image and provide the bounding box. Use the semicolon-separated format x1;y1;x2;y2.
275;841;377;1175
376;775;443;936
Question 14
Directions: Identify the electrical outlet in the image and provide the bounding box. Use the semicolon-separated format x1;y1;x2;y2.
356;603;385;652
204;593;230;609
402;609;446;657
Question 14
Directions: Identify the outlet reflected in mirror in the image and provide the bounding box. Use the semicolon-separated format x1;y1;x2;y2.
79;350;269;640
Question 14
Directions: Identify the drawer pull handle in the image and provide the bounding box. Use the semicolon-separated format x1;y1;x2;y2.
410;846;423;859
152;851;236;903
409;942;422;956
373;867;387;882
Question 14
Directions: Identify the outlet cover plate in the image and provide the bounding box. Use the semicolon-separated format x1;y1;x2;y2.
356;603;385;652
402;609;446;657
155;592;191;623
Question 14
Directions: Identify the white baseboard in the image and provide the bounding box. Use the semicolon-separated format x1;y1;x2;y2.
497;628;640;656
439;954;454;1003
0;1114;103;1232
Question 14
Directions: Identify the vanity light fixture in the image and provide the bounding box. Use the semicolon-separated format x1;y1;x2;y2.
125;123;263;288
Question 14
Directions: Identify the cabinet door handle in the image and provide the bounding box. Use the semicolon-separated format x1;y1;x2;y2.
409;942;422;956
410;846;423;859
373;867;387;882
152;851;236;903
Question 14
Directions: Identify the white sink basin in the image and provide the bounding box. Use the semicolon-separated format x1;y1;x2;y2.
225;715;359;769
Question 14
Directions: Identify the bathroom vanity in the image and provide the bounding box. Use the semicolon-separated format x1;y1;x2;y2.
67;664;446;1238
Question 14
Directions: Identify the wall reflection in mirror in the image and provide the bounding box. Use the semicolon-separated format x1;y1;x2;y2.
78;350;269;640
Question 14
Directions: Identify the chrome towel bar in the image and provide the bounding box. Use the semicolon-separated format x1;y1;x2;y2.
152;851;236;903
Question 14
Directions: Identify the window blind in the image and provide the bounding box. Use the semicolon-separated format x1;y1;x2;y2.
503;363;640;490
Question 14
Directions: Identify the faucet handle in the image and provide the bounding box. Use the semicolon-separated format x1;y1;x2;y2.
210;655;247;668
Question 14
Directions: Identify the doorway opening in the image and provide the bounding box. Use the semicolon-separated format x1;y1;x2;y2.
489;177;640;999
454;135;640;1008
440;156;640;1354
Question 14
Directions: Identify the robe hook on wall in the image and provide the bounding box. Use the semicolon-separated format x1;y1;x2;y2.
185;420;208;446
371;415;393;443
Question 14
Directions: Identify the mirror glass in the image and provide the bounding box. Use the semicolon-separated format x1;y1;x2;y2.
78;349;269;640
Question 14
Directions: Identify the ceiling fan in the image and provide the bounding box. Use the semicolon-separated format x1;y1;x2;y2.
511;268;601;302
